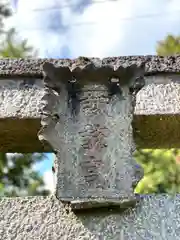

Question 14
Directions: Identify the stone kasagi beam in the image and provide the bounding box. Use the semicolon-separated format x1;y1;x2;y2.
0;57;180;152
0;56;180;76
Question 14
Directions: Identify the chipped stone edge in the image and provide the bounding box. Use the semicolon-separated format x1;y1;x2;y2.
62;195;141;212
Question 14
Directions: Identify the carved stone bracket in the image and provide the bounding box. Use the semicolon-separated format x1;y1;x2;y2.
38;59;145;210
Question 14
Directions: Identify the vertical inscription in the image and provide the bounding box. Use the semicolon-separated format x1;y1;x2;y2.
79;124;109;189
53;84;137;200
76;87;110;196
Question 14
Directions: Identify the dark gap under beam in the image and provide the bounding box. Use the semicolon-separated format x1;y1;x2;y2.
0;114;179;153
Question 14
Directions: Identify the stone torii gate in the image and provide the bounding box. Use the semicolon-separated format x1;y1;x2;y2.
0;56;180;239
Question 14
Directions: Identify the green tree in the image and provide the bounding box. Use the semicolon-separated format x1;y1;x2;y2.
0;2;50;197
0;28;37;58
156;34;180;55
0;153;50;197
135;149;180;194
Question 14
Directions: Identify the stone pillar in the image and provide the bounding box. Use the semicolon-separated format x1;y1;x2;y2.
38;59;145;209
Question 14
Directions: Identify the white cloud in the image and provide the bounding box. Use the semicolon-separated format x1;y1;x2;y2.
6;0;134;57
66;0;134;57
43;170;55;193
5;0;180;57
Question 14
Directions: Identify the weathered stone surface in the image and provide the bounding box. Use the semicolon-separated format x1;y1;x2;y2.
1;76;179;117
0;79;45;118
136;80;180;115
39;63;145;207
0;78;51;152
1;57;180;239
39;84;141;204
0;195;180;240
0;56;180;77
0;72;180;152
134;75;180;148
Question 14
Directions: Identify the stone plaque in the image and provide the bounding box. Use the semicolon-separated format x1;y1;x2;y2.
39;60;145;207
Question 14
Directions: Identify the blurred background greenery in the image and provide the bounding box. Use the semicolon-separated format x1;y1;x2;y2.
135;149;180;194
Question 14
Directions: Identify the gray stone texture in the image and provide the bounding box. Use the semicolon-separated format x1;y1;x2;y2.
0;79;45;118
0;76;180;151
135;76;180;115
0;75;179;118
0;56;180;77
0;58;180;152
0;74;180;119
0;57;180;239
39;63;146;205
0;78;51;152
0;195;180;240
39;83;139;203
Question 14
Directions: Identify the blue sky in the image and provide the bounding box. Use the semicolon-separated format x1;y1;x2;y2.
33;153;53;175
7;0;180;191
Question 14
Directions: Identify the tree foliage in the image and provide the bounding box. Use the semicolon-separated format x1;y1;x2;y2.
135;149;180;194
156;34;180;55
0;28;37;58
0;1;49;197
0;153;49;197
